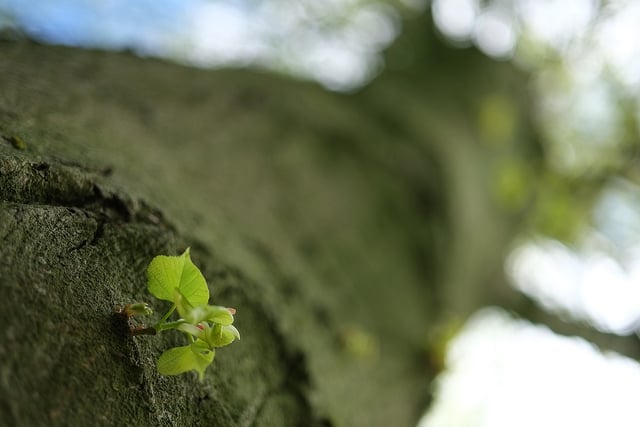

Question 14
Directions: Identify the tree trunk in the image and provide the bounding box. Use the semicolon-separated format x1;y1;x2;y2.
0;24;535;427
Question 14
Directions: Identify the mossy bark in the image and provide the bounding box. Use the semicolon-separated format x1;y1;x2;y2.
0;29;535;427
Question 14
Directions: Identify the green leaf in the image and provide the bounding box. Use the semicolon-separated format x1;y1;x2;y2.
185;305;234;325
176;322;203;339
225;325;241;341
173;288;195;319
147;248;209;306
205;324;240;348
157;342;215;381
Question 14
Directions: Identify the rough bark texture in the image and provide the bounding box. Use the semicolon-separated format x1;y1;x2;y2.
0;24;536;427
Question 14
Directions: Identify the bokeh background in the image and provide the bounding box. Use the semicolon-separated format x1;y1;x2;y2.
2;1;640;425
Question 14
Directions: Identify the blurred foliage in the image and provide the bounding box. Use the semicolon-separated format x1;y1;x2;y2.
430;0;640;248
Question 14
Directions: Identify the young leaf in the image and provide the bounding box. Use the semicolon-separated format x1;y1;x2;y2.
205;324;241;348
147;248;209;306
173;288;195;319
157;341;215;381
185;305;234;325
120;302;153;317
176;322;204;339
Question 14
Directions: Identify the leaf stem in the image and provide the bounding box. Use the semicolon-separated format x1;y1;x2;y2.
155;319;187;332
154;304;176;329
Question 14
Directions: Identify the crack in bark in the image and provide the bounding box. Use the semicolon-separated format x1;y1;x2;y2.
0;150;171;232
1;148;323;425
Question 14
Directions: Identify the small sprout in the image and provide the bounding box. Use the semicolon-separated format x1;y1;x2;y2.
120;302;153;318
123;248;239;381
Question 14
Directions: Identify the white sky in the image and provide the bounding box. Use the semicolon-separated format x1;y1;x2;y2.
508;238;640;335
507;179;640;335
418;309;640;427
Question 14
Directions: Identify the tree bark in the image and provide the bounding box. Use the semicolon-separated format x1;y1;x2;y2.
0;24;536;427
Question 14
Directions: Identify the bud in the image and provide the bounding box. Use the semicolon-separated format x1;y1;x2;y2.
122;302;153;317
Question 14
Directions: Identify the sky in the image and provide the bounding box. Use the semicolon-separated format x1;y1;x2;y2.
0;0;400;91
418;308;640;427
